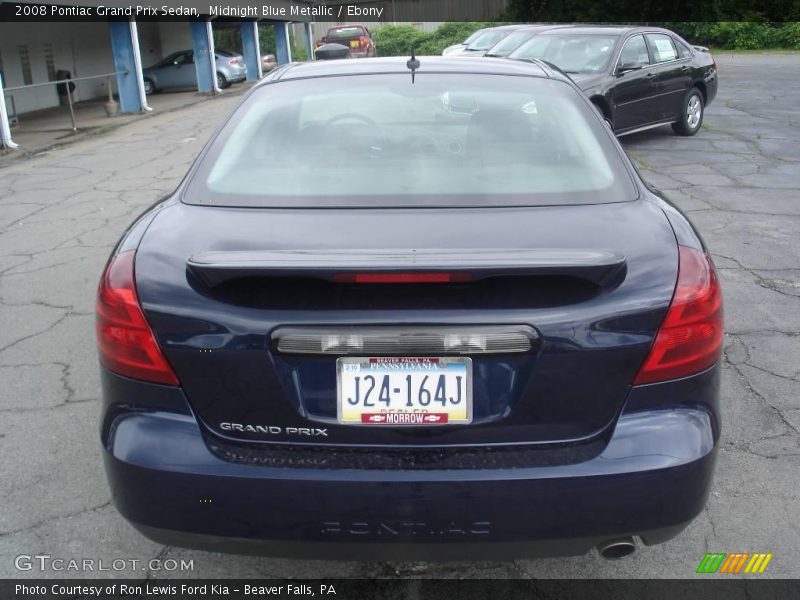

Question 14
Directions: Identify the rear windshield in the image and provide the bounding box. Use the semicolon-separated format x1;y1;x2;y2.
183;73;636;208
328;27;365;38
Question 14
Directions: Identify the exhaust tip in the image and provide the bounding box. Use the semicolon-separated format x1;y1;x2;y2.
597;537;636;560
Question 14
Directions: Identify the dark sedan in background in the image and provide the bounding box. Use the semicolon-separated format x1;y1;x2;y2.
98;56;722;560
483;24;573;58
508;26;718;136
316;25;376;58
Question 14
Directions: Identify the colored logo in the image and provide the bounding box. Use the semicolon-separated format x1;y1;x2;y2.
697;552;773;574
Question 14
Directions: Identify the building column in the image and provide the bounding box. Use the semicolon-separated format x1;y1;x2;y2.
191;20;218;94
304;22;315;61
274;22;291;65
108;18;148;113
240;21;262;80
0;71;18;149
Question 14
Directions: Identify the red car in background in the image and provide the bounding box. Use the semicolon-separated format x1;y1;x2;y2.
317;25;376;57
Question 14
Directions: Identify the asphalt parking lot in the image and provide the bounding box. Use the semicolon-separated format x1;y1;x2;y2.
0;53;798;580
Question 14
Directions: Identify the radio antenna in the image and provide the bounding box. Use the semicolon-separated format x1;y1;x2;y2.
406;48;420;84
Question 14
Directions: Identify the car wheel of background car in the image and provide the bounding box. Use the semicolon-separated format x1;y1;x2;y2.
143;79;155;95
216;72;230;89
672;87;704;136
591;100;613;131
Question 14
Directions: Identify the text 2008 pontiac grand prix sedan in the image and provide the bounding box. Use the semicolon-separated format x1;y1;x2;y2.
97;57;722;561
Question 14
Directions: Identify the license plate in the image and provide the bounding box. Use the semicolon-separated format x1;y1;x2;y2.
337;357;472;425
350;40;360;49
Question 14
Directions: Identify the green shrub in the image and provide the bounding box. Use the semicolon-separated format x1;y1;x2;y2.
372;22;491;57
708;22;776;50
667;21;800;50
426;21;492;54
777;22;800;48
372;25;431;57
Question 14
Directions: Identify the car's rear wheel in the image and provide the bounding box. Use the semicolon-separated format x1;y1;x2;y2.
591;99;613;131
672;87;704;136
216;72;230;89
143;79;155;95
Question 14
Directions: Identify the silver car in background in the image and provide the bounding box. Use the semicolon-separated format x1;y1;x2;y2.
446;25;526;56
441;27;489;55
142;49;247;94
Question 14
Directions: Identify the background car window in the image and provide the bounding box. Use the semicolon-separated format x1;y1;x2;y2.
328;27;365;38
466;30;510;51
646;34;678;63
463;29;485;45
618;35;649;69
674;39;693;59
486;31;530;55
177;52;193;65
508;35;616;73
156;52;181;68
185;74;636;208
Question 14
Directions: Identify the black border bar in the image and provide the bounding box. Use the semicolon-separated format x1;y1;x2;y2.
2;0;800;22
3;579;800;600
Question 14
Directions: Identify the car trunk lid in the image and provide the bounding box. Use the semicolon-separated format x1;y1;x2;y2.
135;199;677;448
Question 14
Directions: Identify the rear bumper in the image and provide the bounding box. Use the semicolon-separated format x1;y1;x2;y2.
132;523;690;561
704;70;719;106
221;67;247;82
101;367;720;560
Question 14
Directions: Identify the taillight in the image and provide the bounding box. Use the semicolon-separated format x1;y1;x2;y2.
633;245;723;385
96;251;179;385
359;36;368;48
333;272;472;284
230;58;239;65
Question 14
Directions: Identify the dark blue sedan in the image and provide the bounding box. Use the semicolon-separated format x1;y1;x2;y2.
97;57;723;561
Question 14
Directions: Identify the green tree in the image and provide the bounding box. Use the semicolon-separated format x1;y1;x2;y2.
211;24;279;58
259;24;277;56
212;26;242;54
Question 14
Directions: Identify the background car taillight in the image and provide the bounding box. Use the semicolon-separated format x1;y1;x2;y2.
230;57;239;65
633;245;723;385
96;250;179;385
359;36;368;48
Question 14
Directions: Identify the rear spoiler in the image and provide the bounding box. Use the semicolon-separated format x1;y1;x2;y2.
186;248;627;289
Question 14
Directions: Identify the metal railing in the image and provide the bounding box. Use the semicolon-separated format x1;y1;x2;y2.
4;70;128;132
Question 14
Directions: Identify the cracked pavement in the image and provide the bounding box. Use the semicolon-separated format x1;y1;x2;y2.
0;53;798;580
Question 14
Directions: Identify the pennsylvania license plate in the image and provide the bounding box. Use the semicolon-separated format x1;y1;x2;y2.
337;357;472;425
349;40;360;49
